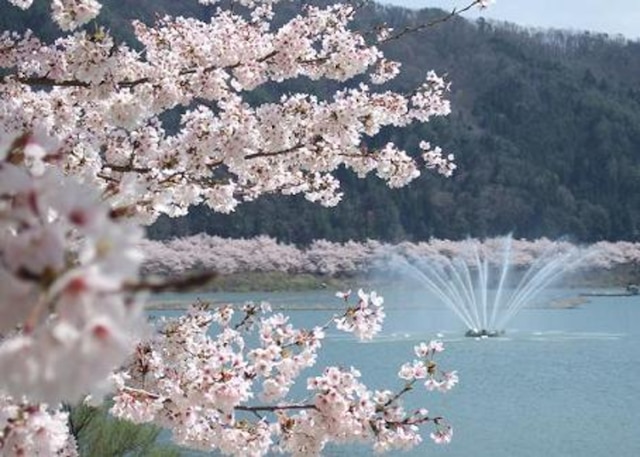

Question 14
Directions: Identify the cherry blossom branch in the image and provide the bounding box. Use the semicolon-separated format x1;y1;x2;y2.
233;303;259;331
5;48;281;89
381;380;416;409
0;0;483;451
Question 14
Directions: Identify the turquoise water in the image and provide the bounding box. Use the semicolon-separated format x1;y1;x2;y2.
151;288;640;457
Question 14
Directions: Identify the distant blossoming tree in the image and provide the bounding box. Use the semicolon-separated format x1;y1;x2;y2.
142;234;637;279
0;0;490;455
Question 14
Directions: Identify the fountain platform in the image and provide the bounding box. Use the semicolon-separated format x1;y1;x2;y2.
465;329;505;338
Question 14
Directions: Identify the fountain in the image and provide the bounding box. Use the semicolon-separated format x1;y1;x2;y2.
397;236;583;337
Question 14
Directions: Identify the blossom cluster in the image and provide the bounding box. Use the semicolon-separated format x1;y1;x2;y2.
334;289;385;340
6;0;101;31
110;294;456;456
0;133;146;405
0;395;77;456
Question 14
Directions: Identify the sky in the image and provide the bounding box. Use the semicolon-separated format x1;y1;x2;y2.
380;1;640;40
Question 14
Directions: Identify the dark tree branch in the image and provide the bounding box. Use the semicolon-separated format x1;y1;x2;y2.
235;404;317;413
127;271;219;293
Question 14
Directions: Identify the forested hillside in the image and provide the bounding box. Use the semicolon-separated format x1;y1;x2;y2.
4;1;640;243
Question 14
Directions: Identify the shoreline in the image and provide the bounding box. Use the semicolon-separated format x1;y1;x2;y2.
142;263;640;311
143;263;640;293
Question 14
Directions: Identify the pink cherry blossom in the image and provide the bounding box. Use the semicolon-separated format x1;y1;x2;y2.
0;0;499;453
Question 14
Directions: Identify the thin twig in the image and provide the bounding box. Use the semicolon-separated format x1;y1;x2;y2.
380;0;484;43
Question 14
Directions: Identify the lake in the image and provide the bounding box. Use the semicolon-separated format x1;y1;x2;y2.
150;286;640;457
